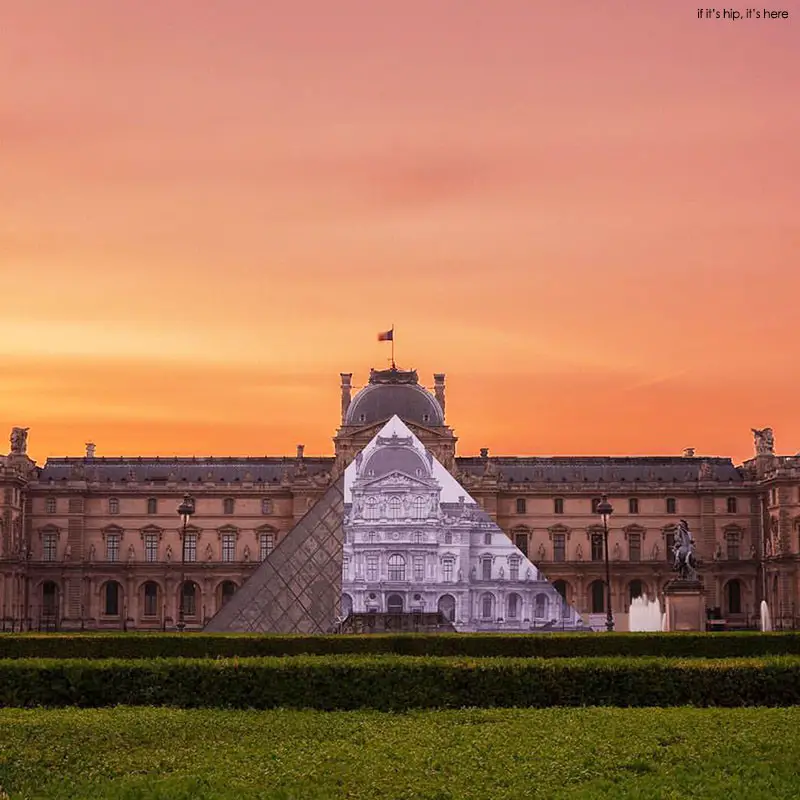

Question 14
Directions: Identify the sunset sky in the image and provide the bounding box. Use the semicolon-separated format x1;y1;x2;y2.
2;1;798;464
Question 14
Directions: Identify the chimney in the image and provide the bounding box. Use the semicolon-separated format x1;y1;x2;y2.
340;373;353;423
296;444;305;460
85;442;96;459
433;373;446;417
682;447;695;458
480;447;489;459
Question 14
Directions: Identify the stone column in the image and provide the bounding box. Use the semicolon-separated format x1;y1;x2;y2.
340;373;353;423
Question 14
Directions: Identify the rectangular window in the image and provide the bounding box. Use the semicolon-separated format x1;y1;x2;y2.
553;533;566;562
483;532;492;545
68;498;83;513
259;532;274;561
554;498;564;514
45;497;56;515
413;556;424;582
443;559;454;582
628;498;639;514
106;534;120;562
366;555;378;582
726;497;737;514
629;533;641;562
183;533;197;563
591;533;604;561
109;497;120;515
509;558;520;581
516;498;526;514
222;533;236;562
261;498;272;514
223;498;234;515
147;498;158;515
726;533;740;561
481;559;492;580
145;534;158;563
514;533;528;556
43;534;57;561
666;497;677;514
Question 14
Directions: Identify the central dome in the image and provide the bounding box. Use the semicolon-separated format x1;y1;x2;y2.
345;367;444;427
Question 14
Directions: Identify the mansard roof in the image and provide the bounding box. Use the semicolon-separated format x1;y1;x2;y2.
36;456;334;484
454;456;745;483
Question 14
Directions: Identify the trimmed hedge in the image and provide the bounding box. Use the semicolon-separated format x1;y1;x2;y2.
0;656;799;709
1;631;800;660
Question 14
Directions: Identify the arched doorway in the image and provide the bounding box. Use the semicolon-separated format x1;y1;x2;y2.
507;593;522;620
480;592;494;620
341;593;353;617
387;594;404;614
103;581;121;616
219;581;236;609
590;580;605;613
725;579;742;615
437;594;455;622
629;580;644;604
142;582;159;618
41;581;58;619
180;581;198;617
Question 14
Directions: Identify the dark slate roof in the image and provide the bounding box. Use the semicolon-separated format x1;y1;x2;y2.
345;367;444;426
454;456;745;483
36;457;335;484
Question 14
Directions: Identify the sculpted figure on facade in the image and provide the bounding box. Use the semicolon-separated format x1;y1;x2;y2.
127;544;136;564
9;427;29;455
672;519;698;581
752;427;775;456
650;542;660;561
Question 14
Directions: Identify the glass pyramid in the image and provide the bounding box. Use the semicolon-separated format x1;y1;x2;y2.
206;415;587;633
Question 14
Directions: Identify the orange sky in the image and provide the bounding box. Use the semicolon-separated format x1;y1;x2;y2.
2;1;798;465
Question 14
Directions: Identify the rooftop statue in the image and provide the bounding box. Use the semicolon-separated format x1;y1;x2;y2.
9;427;29;455
752;427;775;456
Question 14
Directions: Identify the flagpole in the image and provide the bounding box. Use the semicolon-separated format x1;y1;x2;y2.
391;324;395;368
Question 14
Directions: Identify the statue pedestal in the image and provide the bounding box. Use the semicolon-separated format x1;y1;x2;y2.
664;580;705;632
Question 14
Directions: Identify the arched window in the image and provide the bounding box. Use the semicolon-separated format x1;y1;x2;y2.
507;593;521;619
534;593;548;619
387;554;406;581
223;497;235;515
387;594;404;614
480;593;495;619
590;580;605;613
438;594;456;622
41;581;58;617
388;497;402;520
181;581;197;617
219;581;236;607
364;497;379;520
413;496;426;518
629;580;644;602
143;582;159;617
103;581;121;616
726;580;742;615
108;497;120;515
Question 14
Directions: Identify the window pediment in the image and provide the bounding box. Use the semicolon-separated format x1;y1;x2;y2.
101;525;124;540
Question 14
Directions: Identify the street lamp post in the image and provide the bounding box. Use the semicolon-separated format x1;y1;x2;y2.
176;495;195;633
597;495;615;632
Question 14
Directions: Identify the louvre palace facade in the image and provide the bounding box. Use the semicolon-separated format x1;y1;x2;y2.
1;365;799;631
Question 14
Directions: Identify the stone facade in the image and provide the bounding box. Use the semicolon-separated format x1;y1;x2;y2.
1;367;799;630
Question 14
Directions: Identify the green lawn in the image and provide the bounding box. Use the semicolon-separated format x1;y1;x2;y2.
0;707;798;799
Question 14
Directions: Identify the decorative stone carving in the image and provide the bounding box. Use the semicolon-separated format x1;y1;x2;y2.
88;544;96;563
537;542;546;562
127;544;136;564
671;519;698;581
650;542;660;561
206;543;214;561
613;542;621;561
9;427;29;455
575;543;583;561
752;427;775;456
165;544;173;562
244;544;251;562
